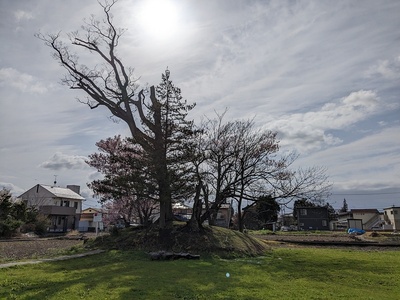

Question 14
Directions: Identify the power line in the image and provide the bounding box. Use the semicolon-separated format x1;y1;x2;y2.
332;192;400;196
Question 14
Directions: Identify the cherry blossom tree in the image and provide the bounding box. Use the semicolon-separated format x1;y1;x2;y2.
87;135;159;227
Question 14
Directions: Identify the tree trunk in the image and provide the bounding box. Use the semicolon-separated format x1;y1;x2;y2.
237;199;244;232
187;183;203;232
157;166;173;230
150;85;173;231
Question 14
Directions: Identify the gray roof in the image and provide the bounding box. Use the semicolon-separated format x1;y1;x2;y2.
40;184;85;200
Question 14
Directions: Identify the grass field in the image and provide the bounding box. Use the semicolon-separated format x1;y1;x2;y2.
1;247;399;300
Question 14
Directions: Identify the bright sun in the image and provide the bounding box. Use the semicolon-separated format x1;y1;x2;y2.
138;0;180;39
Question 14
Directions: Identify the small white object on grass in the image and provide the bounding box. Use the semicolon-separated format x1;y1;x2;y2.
226;272;230;278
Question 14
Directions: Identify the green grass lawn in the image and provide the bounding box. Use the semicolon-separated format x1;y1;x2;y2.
1;248;399;300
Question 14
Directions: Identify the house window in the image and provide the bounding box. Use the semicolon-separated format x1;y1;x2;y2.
322;220;328;227
300;209;307;216
63;201;70;207
394;210;398;215
74;202;78;209
391;211;394;215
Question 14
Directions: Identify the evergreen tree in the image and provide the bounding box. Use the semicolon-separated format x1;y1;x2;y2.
340;198;348;213
325;202;338;220
255;195;280;225
0;189;47;237
87;70;197;229
0;189;22;237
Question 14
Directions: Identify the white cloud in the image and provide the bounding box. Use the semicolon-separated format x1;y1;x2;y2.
366;55;400;79
0;68;48;94
0;182;25;196
268;90;383;152
378;121;388;127
39;152;89;170
14;10;33;22
295;125;400;191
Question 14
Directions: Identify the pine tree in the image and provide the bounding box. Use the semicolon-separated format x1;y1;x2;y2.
87;70;197;230
340;198;348;213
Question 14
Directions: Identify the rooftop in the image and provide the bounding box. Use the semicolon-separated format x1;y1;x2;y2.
40;184;85;200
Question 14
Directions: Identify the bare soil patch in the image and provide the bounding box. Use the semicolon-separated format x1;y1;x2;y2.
0;238;84;263
255;232;400;250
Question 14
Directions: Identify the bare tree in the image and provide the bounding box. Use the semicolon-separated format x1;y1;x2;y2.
189;114;331;232
36;1;195;230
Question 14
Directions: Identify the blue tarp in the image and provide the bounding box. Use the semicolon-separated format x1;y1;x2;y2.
347;228;365;235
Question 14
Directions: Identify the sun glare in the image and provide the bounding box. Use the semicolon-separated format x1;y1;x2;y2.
138;0;180;39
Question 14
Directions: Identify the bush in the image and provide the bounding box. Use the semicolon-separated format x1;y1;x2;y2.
0;217;24;238
33;215;50;236
110;225;120;236
20;222;36;233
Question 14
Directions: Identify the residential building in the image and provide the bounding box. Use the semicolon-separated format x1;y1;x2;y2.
173;202;192;221
19;184;84;232
211;203;233;228
79;207;103;232
296;206;330;231
383;206;400;231
149;202;232;227
277;213;296;228
333;209;386;230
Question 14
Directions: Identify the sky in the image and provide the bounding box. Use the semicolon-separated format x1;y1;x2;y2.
0;0;399;211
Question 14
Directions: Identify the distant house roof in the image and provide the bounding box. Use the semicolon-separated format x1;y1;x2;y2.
19;184;84;200
41;185;84;200
82;207;102;213
296;206;327;210
384;206;400;210
350;209;379;213
172;202;191;210
338;209;380;216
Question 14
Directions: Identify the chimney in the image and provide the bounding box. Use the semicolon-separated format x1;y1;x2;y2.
67;185;80;195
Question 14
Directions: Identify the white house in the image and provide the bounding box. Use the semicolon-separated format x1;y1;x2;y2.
19;184;84;232
383;206;400;231
335;209;384;230
79;207;104;232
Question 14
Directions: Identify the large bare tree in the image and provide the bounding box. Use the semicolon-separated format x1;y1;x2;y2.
36;1;195;230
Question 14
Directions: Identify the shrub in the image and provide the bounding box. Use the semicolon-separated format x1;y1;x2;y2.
33;215;50;236
0;217;23;238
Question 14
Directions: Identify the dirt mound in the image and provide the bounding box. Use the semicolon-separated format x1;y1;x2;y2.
89;224;269;257
364;231;380;237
